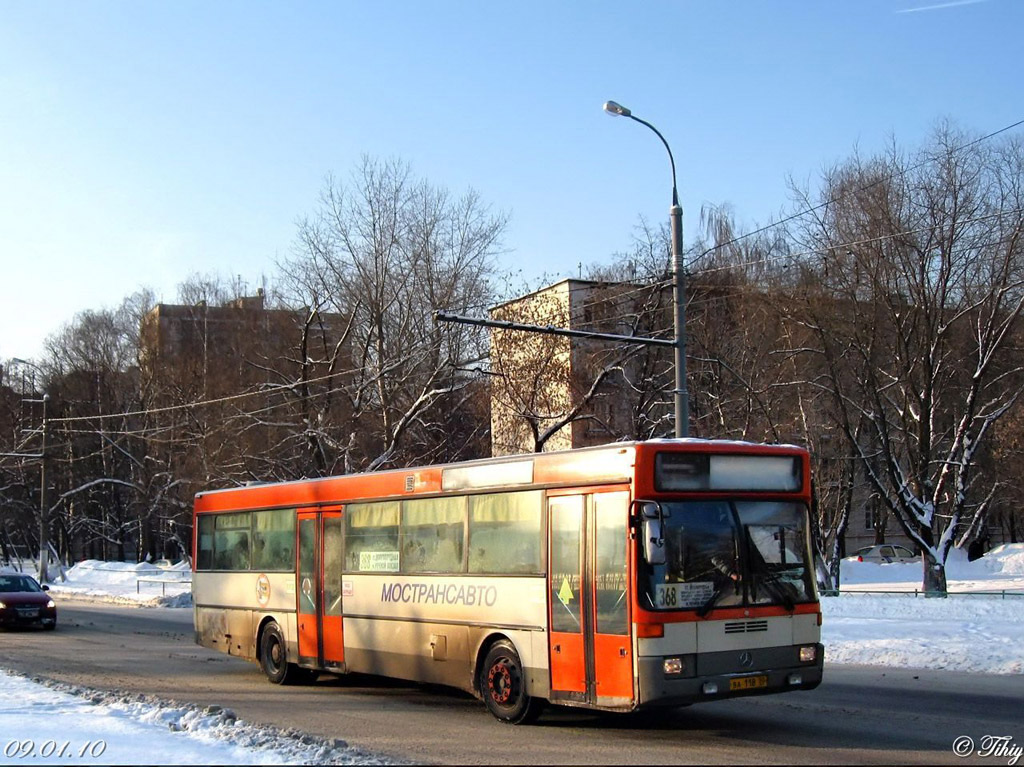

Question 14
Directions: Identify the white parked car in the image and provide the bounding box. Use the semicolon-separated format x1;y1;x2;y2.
848;544;917;564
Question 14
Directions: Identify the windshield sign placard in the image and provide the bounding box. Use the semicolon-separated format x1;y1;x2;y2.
655;581;714;609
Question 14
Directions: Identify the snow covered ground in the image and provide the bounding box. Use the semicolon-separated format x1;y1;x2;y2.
824;543;1024;674
42;559;194;608
1;545;1022;764
0;670;387;765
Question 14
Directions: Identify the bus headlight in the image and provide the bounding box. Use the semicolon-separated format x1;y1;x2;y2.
799;645;817;663
663;657;685;675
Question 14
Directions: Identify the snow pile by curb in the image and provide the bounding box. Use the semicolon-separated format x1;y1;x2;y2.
840;542;1024;591
0;669;399;765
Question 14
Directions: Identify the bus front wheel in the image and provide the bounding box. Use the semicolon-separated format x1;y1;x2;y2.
479;640;543;724
260;622;303;685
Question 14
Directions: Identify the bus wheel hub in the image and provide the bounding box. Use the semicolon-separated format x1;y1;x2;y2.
488;663;513;704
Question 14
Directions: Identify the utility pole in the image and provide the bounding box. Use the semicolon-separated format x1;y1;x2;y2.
7;359;51;579
38;393;50;583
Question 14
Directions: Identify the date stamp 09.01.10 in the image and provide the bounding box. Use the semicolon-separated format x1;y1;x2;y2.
4;740;108;760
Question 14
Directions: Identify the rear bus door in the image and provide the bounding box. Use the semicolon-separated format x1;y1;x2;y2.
296;507;344;669
548;491;633;707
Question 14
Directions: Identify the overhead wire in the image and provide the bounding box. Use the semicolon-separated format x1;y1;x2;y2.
695;208;1024;279
685;116;1024;272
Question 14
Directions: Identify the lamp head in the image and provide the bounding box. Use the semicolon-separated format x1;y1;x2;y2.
603;100;631;117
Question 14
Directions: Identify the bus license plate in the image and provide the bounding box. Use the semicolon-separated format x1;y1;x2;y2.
730;675;768;691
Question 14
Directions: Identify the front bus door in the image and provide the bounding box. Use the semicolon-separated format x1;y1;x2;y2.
548;491;632;708
296;508;344;670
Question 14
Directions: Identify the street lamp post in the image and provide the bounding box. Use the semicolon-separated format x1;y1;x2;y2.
603;101;689;438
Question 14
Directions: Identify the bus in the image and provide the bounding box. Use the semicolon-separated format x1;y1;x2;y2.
192;439;823;723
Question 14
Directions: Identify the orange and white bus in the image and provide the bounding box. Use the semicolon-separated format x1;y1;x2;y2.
192;439;822;723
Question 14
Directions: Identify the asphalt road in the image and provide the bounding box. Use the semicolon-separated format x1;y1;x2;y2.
1;600;1020;765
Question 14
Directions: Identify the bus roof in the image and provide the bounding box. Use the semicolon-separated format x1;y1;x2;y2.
193;439;808;514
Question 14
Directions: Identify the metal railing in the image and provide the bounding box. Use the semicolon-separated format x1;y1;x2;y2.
136;576;192;595
820;588;1024;599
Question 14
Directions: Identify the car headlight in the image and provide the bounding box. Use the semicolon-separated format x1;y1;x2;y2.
0;601;6;609
46;600;56;608
799;645;817;663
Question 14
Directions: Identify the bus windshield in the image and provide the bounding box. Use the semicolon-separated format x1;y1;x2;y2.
638;500;815;612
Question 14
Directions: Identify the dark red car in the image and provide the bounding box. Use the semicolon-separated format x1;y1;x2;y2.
0;574;57;630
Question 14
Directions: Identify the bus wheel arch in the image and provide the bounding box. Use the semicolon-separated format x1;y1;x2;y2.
475;635;543;724
257;617;314;685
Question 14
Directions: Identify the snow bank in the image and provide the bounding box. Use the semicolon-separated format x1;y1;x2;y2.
963;543;1024;576
840;542;1024;592
0;670;395;765
46;559;193;607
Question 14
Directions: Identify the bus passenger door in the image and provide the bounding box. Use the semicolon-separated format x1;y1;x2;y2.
297;508;344;669
548;492;633;707
590;491;633;705
548;495;586;699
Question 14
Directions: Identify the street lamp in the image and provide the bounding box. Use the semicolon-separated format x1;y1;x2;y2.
11;358;50;581
603;101;689;438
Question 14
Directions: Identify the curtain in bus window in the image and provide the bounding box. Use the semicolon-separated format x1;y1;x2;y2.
402;497;465;573
323;517;343;617
594;493;628;635
251;509;295;571
215;512;250;529
468;491;543;574
345;502;400;572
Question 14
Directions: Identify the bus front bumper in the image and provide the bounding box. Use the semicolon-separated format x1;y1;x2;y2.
636;643;824;708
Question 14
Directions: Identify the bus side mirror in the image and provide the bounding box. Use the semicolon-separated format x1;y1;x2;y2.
639;502;666;566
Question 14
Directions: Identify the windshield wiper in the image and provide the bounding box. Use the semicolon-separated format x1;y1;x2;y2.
696;585;728;617
752;568;796;611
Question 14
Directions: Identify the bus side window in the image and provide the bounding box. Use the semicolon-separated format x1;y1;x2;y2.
196;515;214;570
252;509;295;571
210;511;253;571
401;497;465;574
346;502;400;572
468;491;542;574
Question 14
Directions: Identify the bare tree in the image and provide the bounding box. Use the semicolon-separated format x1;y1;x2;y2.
788;124;1024;593
280;156;505;471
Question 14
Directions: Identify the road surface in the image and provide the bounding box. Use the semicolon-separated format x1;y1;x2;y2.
0;600;1019;764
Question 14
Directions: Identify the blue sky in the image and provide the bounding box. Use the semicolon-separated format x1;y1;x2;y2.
1;0;1021;360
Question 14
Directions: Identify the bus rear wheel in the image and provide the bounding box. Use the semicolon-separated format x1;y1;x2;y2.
479;640;543;724
259;621;308;685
